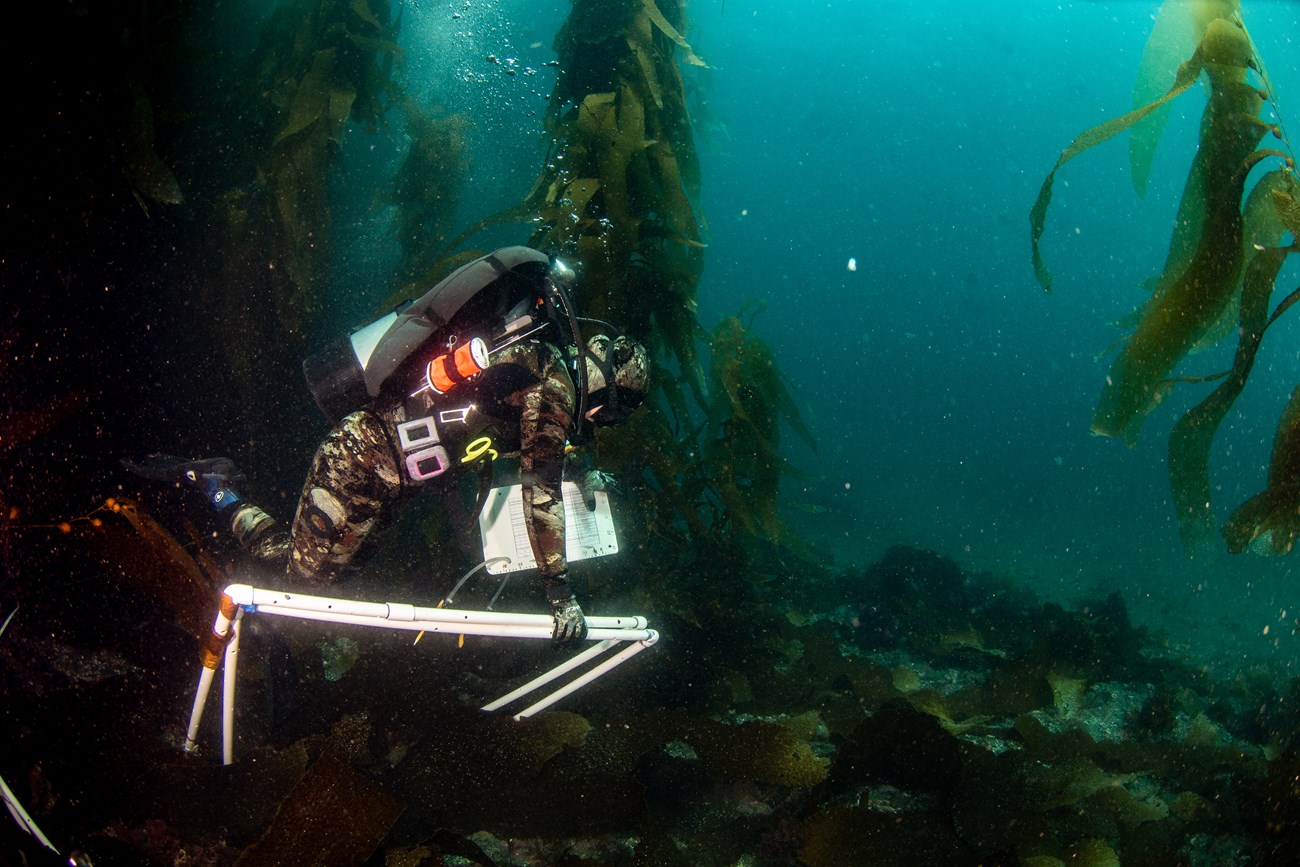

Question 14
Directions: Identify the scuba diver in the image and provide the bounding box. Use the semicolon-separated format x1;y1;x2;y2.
127;247;649;647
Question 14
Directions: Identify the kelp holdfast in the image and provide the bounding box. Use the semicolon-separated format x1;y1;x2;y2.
303;246;565;421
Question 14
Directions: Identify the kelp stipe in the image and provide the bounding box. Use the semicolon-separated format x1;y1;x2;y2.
1031;0;1299;554
706;304;817;544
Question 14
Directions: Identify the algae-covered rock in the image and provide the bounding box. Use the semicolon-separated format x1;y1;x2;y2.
799;806;971;867
319;635;361;681
235;751;403;867
824;700;964;798
1070;838;1121;867
686;713;829;788
1048;669;1089;719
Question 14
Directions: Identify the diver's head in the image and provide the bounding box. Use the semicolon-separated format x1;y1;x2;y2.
583;334;649;427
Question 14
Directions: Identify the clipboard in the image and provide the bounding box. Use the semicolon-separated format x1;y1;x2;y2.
478;481;619;574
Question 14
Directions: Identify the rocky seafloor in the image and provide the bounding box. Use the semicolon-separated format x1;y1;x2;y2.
3;544;1300;867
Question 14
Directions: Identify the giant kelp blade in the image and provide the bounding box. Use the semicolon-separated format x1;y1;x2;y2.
1091;23;1267;439
1223;384;1300;556
1196;168;1298;345
1129;0;1199;196
1168;245;1287;551
777;378;818;453
1274;177;1300;239
1141;143;1214;335
1031;52;1205;292
234;752;403;866
97;498;221;642
641;0;708;67
1128;1;1243;194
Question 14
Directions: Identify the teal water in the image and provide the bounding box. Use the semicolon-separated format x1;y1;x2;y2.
329;0;1300;671
688;0;1300;669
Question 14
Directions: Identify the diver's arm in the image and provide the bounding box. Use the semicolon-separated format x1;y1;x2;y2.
519;354;588;645
507;345;586;645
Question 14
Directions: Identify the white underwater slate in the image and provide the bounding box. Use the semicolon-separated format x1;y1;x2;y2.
479;482;619;574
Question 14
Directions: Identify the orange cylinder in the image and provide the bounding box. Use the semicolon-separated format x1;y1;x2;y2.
426;337;489;394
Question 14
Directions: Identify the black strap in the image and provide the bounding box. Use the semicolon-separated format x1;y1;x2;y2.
444;459;494;538
483;253;508;276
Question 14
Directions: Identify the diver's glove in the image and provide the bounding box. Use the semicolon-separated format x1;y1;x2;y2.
578;469;622;512
549;596;588;647
122;454;246;510
544;575;588;647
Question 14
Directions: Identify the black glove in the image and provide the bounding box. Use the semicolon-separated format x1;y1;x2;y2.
122;455;245;510
549;595;588;647
578;469;622;511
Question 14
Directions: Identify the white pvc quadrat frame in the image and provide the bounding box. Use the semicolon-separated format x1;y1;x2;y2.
184;584;659;765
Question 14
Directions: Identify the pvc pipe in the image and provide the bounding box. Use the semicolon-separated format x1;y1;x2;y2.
184;594;239;754
250;605;652;642
224;584;646;630
514;631;659;719
183;667;217;754
481;640;617;711
185;584;660;764
221;608;244;766
0;771;58;854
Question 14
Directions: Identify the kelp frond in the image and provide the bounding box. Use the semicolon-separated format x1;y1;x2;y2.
707;311;817;543
1029;34;1205;294
1033;0;1300;555
1128;0;1243;195
448;0;708;419
1223;385;1300;556
248;0;402;335
1168;245;1292;550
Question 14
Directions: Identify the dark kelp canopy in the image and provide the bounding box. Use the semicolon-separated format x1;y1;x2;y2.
1031;0;1300;554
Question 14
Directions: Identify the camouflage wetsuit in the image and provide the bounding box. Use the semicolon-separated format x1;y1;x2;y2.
226;340;576;600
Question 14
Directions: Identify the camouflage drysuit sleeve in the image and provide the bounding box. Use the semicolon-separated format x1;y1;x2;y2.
493;342;577;598
228;409;404;584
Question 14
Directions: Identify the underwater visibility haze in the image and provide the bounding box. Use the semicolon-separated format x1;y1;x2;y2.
3;0;1300;864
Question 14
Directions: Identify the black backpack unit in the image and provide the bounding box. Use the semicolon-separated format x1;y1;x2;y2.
303;247;585;422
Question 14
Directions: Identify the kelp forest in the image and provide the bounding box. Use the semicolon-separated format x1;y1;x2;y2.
3;0;1300;865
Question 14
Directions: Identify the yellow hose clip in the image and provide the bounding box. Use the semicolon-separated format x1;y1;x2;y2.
461;436;499;464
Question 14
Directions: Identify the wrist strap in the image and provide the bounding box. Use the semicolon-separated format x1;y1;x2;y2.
542;573;572;603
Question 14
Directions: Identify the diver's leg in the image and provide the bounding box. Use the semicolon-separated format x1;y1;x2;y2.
284;410;404;583
121;455;246;509
229;503;290;565
123;454;287;562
